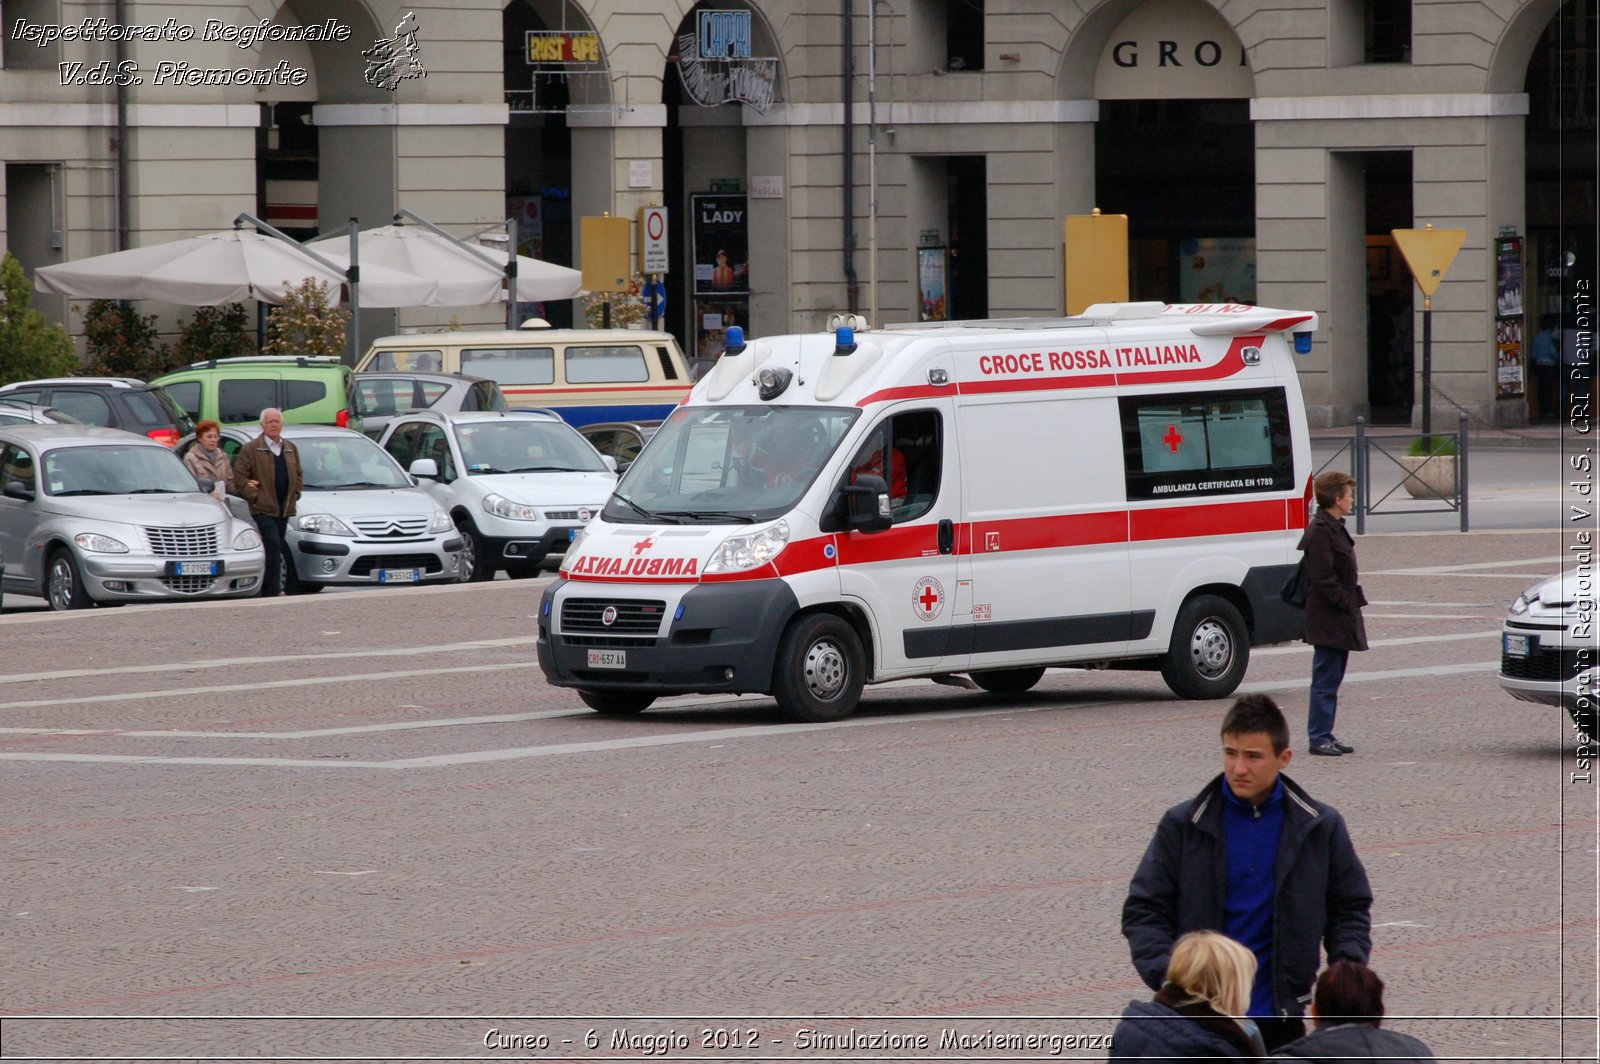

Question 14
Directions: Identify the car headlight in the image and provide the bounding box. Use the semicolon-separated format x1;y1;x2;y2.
428;509;453;534
705;520;790;574
1511;582;1542;615
559;526;590;573
75;533;128;554
233;527;262;550
483;493;540;521
292;513;356;536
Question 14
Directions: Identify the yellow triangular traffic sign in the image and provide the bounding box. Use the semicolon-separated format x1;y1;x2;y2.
1391;226;1466;298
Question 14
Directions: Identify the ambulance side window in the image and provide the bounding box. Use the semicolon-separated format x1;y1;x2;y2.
844;410;942;523
1118;387;1292;500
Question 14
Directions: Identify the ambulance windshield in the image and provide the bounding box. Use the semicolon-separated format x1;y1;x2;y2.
605;405;859;523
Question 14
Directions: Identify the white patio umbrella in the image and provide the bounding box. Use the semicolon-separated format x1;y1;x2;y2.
309;219;582;309
34;228;437;308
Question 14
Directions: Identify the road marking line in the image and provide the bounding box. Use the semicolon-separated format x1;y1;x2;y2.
1369;557;1561;576
0;638;536;686
1255;630;1501;656
0;662;1499;769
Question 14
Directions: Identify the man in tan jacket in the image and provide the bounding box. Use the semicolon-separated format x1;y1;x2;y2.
231;408;303;596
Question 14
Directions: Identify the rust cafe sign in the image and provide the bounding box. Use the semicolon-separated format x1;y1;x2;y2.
525;31;599;64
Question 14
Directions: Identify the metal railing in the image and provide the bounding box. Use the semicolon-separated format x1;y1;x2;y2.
1313;411;1470;533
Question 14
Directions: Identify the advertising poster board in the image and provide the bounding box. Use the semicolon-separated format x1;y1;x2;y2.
1495;236;1525;400
691;194;749;297
1497;317;1525;399
695;297;749;362
1496;237;1524;318
1177;237;1256;305
918;247;948;322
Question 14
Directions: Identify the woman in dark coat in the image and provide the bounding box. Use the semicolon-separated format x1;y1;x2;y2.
1111;931;1264;1060
1297;470;1367;757
1270;960;1434;1062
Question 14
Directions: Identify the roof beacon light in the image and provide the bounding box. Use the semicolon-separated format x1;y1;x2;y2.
724;325;747;356
834;326;857;356
1293;332;1313;355
757;366;793;401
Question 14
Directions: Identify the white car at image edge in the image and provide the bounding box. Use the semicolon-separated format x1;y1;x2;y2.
1499;567;1600;732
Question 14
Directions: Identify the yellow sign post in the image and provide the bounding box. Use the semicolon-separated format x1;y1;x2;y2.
1392;224;1467;440
1064;209;1129;315
580;213;632;327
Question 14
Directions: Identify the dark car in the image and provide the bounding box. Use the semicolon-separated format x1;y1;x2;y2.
577;420;660;473
353;371;508;441
0;378;194;447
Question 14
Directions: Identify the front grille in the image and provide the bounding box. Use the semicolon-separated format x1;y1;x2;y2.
351;515;430;538
1502;645;1593;682
146;525;219;557
160;575;217;594
562;598;667;635
561;633;656;648
350;553;443;577
545;506;602;522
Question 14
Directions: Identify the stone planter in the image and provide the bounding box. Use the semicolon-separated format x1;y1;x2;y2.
1398;454;1456;500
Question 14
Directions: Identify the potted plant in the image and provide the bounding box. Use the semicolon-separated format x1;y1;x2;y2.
1398;434;1457;500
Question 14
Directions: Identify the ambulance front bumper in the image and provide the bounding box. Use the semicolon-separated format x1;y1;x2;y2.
537;577;800;694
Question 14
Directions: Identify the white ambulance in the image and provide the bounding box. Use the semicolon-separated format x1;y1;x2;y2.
537;302;1318;722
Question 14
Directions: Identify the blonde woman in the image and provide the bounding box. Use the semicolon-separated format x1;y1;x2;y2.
1111;931;1265;1059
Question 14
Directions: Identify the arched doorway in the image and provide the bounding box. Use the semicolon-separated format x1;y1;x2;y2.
1523;0;1597;421
662;3;782;358
1090;0;1255;305
503;0;608;328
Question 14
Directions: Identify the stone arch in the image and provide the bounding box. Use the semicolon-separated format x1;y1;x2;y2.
1488;0;1569;94
1057;0;1253;100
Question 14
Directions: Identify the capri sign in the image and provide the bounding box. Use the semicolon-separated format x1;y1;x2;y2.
676;9;776;113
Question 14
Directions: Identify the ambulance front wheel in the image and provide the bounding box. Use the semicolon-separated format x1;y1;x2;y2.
578;690;656;715
773;612;866;723
1161;595;1250;700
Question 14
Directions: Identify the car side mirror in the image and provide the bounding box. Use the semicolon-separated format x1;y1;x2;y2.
602;455;618;473
409;457;439;479
840;474;892;533
2;481;34;502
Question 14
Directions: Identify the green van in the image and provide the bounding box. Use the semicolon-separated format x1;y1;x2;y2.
153;356;362;431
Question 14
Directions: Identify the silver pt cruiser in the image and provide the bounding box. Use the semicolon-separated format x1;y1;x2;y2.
0;425;265;610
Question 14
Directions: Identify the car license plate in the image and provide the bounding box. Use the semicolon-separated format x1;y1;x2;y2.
176;561;218;576
587;649;627;669
378;568;421;584
1504;633;1531;658
568;528;579;541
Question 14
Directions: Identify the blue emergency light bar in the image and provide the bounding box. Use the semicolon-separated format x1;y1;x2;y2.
834;326;857;356
1293;332;1312;354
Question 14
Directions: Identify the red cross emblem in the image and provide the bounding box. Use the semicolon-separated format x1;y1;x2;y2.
912;576;945;620
1163;424;1184;453
919;585;940;612
632;535;655;556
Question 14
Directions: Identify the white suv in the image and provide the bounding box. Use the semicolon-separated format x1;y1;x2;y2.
377;410;616;581
1499;568;1599;734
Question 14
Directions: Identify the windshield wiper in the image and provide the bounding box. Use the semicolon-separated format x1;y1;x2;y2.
51;489;112;496
127;488;180;494
466;465;512;475
609;492;678;524
653;509;759;524
505;465;586;473
322;481;391;489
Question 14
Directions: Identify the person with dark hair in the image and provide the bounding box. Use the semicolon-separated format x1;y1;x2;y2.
1530;314;1560;421
1298;470;1367;757
1122;695;1373;1052
1270;961;1434;1061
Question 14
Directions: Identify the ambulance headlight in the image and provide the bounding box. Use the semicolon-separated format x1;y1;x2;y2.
705;520;790;574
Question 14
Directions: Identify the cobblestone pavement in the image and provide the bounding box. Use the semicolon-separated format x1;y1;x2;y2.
0;529;1594;1061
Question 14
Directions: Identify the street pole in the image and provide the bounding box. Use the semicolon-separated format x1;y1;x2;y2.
1420;293;1432;449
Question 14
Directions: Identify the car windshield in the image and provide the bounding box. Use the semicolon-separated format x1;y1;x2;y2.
455;420;609;475
296;436;411;490
42;444;199;496
603;405;858;524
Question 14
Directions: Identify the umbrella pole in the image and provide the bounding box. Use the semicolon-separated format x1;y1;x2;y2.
348;218;361;366
506;216;518;330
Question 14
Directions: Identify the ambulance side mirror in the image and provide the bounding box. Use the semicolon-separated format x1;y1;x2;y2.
839;474;892;533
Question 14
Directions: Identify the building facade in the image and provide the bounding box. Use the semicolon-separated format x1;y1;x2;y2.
1;0;1592;426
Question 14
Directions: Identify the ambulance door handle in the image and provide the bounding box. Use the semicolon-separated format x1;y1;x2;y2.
937;519;955;555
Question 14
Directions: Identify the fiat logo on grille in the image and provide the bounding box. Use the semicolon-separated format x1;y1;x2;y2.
601;606;618;626
578;508;592;521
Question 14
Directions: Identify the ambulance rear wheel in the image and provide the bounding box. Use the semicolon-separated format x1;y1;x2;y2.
773;613;865;723
1161;595;1249;700
970;667;1046;695
578;690;656;715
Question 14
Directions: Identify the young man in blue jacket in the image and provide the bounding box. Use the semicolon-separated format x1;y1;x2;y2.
1121;694;1373;1050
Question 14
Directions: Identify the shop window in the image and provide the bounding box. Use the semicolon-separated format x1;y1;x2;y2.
3;0;59;70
